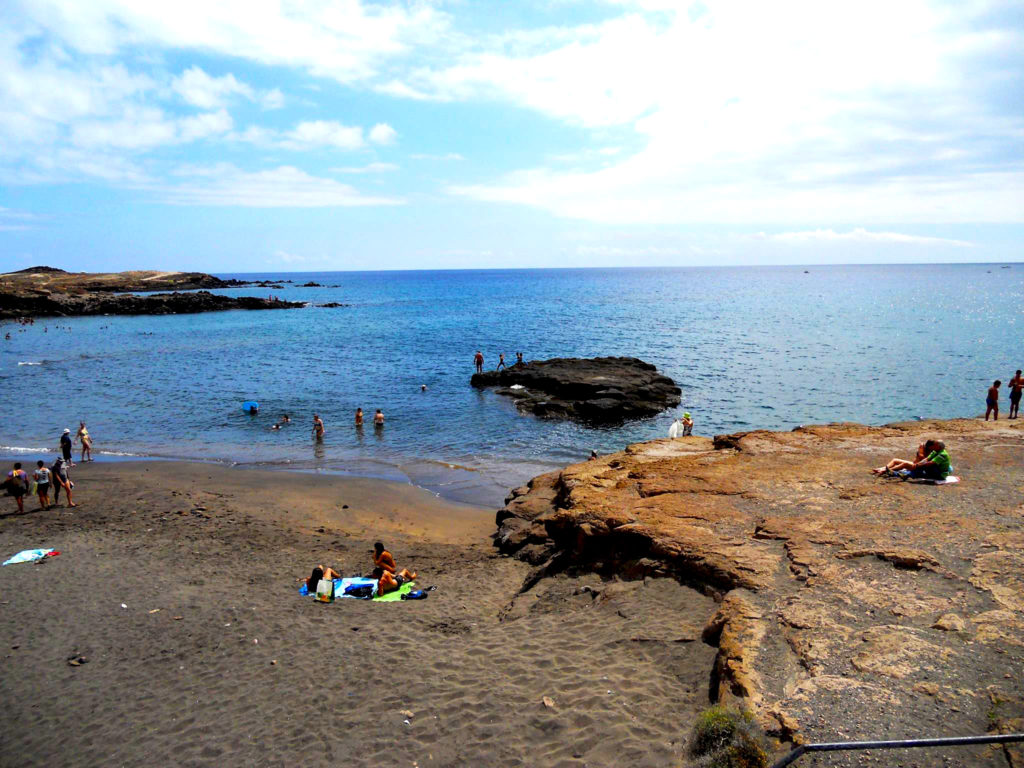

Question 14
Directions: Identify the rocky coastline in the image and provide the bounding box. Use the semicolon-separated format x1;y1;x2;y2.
495;418;1024;752
0;267;306;319
470;356;681;423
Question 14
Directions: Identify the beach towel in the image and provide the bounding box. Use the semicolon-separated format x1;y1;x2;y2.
3;548;59;566
907;474;960;485
297;577;416;601
299;577;376;598
373;582;416;602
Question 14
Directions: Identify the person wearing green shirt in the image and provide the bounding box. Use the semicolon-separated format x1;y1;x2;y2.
872;439;951;479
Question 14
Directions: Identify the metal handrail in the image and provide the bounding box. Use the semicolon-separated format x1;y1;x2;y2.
769;733;1024;768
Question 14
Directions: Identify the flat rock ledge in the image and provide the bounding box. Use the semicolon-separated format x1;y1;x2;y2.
0;290;304;319
470;356;680;423
495;418;1024;755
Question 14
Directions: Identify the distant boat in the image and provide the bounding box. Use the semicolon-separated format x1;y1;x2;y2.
1001;265;1011;269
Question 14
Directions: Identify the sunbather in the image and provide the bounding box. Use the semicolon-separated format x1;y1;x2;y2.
372;542;416;582
871;439;951;480
302;564;343;593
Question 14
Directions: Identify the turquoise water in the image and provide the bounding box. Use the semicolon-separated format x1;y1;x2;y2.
2;264;1021;505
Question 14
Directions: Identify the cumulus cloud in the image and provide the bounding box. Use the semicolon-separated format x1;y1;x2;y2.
171;66;285;110
157;164;404;207
368;122;397;145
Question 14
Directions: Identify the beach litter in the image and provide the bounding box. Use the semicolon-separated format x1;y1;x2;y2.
542;696;556;710
3;548;59;566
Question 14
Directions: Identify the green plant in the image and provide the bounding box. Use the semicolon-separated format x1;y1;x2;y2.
689;706;769;768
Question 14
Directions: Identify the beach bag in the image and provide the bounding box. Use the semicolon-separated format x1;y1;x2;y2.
344;584;374;599
315;578;335;603
401;589;428;600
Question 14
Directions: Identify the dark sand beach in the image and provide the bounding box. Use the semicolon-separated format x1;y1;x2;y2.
0;461;716;767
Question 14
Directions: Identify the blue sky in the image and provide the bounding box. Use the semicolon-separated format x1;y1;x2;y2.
0;0;1021;272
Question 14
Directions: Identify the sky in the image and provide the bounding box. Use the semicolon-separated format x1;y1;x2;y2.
0;0;1021;273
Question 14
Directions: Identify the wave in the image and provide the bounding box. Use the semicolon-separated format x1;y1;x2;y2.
17;361;43;366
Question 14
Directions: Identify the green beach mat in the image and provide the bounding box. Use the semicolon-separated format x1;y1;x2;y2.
373;582;415;602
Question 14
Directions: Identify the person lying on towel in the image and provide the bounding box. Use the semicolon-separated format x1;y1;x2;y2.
871;439;951;480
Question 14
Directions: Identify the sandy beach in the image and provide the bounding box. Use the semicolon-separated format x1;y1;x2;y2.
0;460;717;767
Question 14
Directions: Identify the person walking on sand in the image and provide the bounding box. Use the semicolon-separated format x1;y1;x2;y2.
986;380;1001;421
496;353;506;371
51;457;76;507
312;413;325;440
33;460;51;510
5;463;29;513
474;350;484;373
355;408;364;426
1008;370;1023;419
59;428;74;465
76;421;93;462
373;409;384;427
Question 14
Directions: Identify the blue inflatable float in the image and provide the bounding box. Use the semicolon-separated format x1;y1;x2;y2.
242;401;259;413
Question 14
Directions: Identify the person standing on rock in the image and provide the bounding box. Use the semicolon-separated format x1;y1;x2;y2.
986;380;1001;421
515;351;524;367
1008;371;1023;419
681;412;693;436
474;350;484;373
496;353;507;371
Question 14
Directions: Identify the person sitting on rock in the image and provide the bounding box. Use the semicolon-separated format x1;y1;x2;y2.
681;412;693;436
871;439;951;480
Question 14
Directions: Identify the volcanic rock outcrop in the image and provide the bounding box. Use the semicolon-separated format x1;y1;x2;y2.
0;268;305;319
471;356;680;423
496;418;1024;756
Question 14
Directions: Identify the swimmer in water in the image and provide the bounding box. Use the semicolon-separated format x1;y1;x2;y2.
312;413;325;440
373;409;384;427
355;408;364;426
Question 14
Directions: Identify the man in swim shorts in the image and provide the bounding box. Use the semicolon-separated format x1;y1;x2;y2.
1008;370;1023;419
986;380;1001;421
474;350;484;373
373;409;384;426
355;408;364;426
496;353;506;370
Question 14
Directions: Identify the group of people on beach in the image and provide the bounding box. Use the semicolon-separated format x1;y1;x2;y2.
3;422;90;512
304;542;417;599
985;371;1023;421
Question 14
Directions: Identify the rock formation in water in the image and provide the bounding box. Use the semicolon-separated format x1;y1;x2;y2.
0;290;303;319
471;356;681;423
495;418;1024;753
0;268;306;319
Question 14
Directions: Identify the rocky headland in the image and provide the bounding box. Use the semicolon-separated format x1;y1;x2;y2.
496;418;1024;757
0;267;305;319
471;356;681;423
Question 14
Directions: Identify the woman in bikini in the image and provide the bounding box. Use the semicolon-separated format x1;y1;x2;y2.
76;422;93;462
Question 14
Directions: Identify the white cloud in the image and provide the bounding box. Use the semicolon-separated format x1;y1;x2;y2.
71;107;232;149
753;229;975;247
330;162;399;174
156;164;404;207
283;120;365;150
368;122;397;145
410;152;464;161
171;66;285;110
171;66;253;108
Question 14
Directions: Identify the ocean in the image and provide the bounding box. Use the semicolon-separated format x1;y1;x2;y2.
2;264;1021;506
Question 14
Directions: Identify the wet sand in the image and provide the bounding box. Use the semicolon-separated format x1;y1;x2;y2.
0;460;717;767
